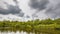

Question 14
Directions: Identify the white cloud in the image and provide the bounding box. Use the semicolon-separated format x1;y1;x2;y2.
0;0;51;21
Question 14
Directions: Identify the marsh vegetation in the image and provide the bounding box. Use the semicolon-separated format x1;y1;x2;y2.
0;18;60;34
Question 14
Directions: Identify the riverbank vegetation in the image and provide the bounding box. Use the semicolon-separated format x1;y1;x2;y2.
0;18;60;34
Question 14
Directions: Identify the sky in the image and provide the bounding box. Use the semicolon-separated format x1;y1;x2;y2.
0;0;60;21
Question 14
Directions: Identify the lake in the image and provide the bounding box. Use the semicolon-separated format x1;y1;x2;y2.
0;31;44;34
0;27;60;34
0;31;28;34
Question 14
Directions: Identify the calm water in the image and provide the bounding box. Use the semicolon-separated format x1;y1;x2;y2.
0;31;38;34
0;31;29;34
0;27;43;34
0;27;59;34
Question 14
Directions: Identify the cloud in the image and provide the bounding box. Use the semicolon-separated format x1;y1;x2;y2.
0;5;21;14
0;0;24;17
1;0;60;20
45;0;60;18
29;0;60;19
29;0;49;19
18;12;24;17
29;0;49;10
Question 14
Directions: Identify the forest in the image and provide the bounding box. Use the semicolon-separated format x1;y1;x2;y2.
0;18;60;34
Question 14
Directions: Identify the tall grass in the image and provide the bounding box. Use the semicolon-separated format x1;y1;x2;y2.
0;18;60;34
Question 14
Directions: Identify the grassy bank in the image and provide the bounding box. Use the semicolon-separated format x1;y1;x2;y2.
0;18;60;34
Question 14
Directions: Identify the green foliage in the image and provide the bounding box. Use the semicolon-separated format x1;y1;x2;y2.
0;18;60;34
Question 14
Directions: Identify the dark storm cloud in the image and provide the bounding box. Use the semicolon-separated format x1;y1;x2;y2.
45;3;60;18
29;0;49;18
29;0;60;18
0;5;21;14
0;0;24;17
29;0;49;10
0;1;21;14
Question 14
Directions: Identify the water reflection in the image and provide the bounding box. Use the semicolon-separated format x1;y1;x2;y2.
0;31;28;34
0;31;38;34
0;31;52;34
0;27;59;34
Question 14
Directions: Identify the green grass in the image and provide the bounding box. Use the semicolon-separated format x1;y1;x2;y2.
0;18;60;34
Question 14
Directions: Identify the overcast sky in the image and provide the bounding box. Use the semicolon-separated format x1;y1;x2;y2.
0;0;60;21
